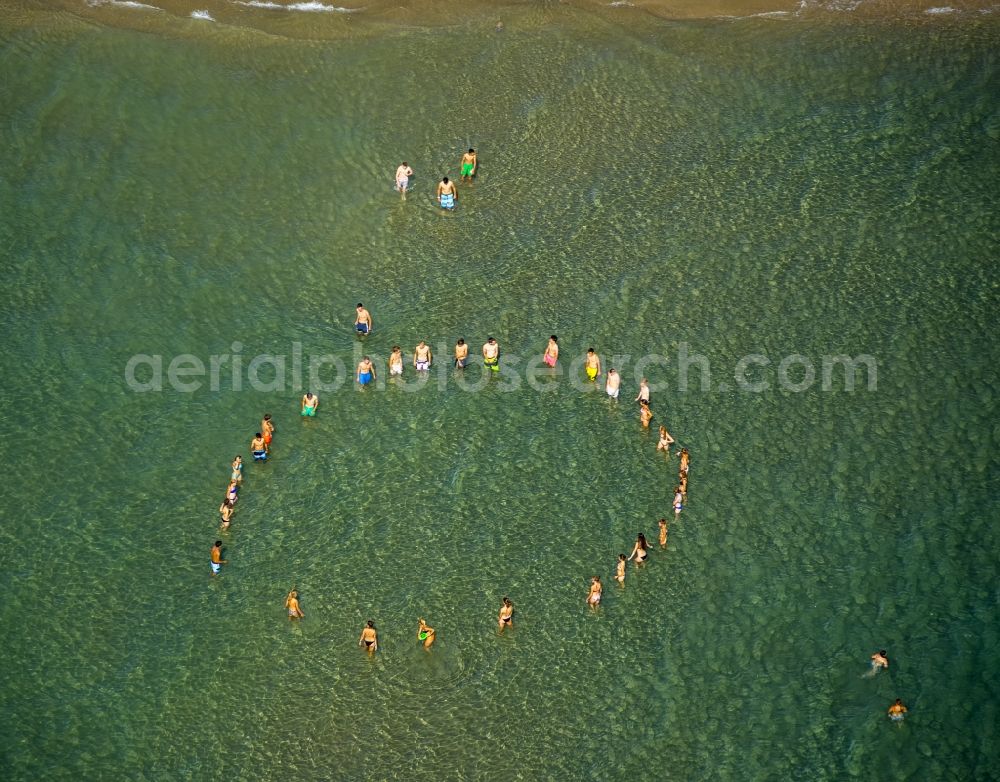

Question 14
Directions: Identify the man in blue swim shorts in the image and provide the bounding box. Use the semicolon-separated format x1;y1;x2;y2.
210;540;226;576
437;176;457;209
250;432;268;461
355;303;372;335
357;356;376;386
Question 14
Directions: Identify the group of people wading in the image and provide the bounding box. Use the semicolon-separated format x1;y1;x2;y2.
209;300;697;652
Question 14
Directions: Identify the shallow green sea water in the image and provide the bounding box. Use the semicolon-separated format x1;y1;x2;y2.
0;5;998;780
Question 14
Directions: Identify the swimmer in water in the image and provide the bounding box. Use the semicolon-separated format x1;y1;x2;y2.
250;432;267;461
498;597;514;632
437;176;457;209
606;368;620;399
417;617;436;649
678;448;690;477
483;337;500;372
285;589;304;619
230;455;243;484
226;480;239;504
678;472;688;502
413;341;432;371
210;540;226;575
888;698;907;722
634;377;650;405
639;399;653;428
261;414;274;448
870;650;889;673
585;348;601;381
673;486;684;517
354;303;372;335
587;576;602;608
389;346;403;376
615;554;627;586
658;518;668;548
460;148;477;182
219;498;234;530
657;425;675;457
357;356;376;386
359;620;378;655
455;338;469;368
395;162;413;195
543;335;559;367
301;392;318;417
628;533;648;565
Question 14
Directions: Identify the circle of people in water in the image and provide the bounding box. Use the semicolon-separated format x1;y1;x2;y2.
215;307;689;622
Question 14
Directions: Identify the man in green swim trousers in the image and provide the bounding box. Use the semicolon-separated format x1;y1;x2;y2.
460;148;477;182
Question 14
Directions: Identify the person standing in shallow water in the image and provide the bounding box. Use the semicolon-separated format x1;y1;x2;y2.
498;597;514;632
606;368;620;399
437;176;457;209
585;348;601;381
389;346;404;377
639;399;653;428
301;392;318;417
285;589;304;619
395;162;413;196
357;356;376;387
888;698;907;722
417;618;436;649
460;148;477;181
359;620;378;655
543;335;558;367
870;650;889;673
454;338;469;368
483;337;500;372
355;303;372;335
414;341;432;371
615;554;627;586
658;518;668;548
657;425;675;457
635;377;650;405
250;432;267;461
261;414;275;449
210;540;226;575
587;576;602;608
219;497;234;530
628;533;648;565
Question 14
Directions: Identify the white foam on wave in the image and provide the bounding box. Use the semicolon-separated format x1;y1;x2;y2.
925;6;955;13
191;9;215;19
797;0;862;11
608;1;635;7
87;0;163;9
233;0;361;11
717;9;791;19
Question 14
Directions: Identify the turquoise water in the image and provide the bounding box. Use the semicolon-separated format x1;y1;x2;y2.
1;6;998;779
